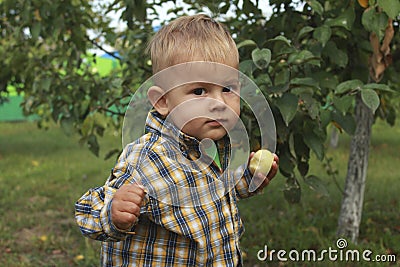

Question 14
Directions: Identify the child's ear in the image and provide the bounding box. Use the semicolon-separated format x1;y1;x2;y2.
147;86;169;116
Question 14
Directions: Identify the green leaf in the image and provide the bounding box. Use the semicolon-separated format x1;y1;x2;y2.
275;93;298;126
332;111;356;135
31;23;41;41
294;133;310;160
81;115;94;137
300;94;320;120
377;0;400;19
361;8;389;40
361;89;380;113
288;50;320;66
332;95;354;114
268;84;290;94
60;116;74;136
290;77;319;88
303;126;325;160
274;69;290;86
313;25;331;47
320;109;332;129
251;48;271;69
312;71;339;91
133;0;147;21
279;149;296;177
41;78;52;92
307;0;324;16
93;112;108;129
297;161;309;177
324;41;348;68
291;86;314;96
267;35;291;46
242;0;259;14
362;83;395;93
283;178;301;204
104;148;121;160
237;39;257;49
239;60;255;76
297;26;314;40
87;134;100;157
325;7;355;31
304;175;329;197
335;79;363;95
331;50;348;68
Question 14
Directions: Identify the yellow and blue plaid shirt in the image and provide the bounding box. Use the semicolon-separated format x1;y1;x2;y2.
75;111;256;266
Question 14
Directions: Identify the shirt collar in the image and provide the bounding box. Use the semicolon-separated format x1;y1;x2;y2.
145;110;201;151
144;110;230;159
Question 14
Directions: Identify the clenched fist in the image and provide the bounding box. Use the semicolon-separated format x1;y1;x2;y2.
111;183;146;231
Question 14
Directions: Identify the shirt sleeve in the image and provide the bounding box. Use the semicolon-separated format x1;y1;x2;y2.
74;182;130;241
75;142;148;241
233;166;263;199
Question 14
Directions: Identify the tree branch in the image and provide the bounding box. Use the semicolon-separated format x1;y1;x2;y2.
86;35;122;62
95;106;125;117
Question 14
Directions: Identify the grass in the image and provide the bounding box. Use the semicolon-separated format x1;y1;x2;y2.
0;122;118;266
0;120;399;266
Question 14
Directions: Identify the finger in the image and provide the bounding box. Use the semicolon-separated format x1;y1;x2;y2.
114;199;141;217
117;185;145;202
260;176;270;188
267;161;278;179
133;180;145;190
273;153;279;164
125;183;146;197
253;172;267;187
111;206;136;230
121;183;143;193
118;193;144;207
248;152;255;162
113;211;138;230
121;202;141;217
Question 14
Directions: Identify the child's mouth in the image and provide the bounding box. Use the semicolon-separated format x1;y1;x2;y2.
206;119;227;127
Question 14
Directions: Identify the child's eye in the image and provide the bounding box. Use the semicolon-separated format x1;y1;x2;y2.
223;85;236;93
193;88;206;95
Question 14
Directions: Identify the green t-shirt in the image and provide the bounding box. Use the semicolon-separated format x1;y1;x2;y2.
204;142;221;169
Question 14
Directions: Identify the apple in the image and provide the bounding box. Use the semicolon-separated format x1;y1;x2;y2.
249;149;274;175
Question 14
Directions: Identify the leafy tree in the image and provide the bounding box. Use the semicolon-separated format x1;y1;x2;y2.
1;0;399;243
0;0;153;156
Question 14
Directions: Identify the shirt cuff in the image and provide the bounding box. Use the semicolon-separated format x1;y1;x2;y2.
100;199;132;241
237;166;268;197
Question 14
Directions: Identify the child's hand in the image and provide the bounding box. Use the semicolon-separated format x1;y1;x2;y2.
249;152;279;190
111;183;146;231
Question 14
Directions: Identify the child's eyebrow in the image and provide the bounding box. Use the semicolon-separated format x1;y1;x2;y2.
179;78;240;91
222;79;240;85
181;82;207;89
190;79;240;87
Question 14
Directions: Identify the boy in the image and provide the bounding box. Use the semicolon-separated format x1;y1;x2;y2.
75;14;279;266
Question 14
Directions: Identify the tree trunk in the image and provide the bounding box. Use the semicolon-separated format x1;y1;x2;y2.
337;93;373;243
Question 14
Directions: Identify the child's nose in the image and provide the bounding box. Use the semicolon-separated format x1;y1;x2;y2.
207;94;226;112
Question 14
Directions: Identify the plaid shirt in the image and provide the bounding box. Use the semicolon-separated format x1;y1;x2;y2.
75;111;256;266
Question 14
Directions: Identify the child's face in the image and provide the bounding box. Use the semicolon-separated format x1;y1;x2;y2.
164;80;240;141
150;61;241;141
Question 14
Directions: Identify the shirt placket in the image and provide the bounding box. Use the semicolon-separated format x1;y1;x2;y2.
222;140;242;266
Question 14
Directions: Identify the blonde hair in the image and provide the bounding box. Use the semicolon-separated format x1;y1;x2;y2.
147;14;239;74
